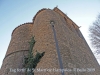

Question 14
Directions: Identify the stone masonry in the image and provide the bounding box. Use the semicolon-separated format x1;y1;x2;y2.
0;7;100;75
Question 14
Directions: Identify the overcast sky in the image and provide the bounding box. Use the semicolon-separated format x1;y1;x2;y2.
0;0;100;68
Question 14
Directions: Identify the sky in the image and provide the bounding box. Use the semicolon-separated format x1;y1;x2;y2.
0;0;100;68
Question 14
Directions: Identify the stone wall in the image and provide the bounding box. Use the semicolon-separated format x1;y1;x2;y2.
0;7;100;75
32;8;100;75
32;9;60;75
1;23;33;75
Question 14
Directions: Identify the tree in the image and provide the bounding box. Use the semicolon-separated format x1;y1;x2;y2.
89;14;100;55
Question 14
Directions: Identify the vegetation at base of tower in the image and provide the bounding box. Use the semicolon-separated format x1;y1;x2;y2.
23;36;45;75
89;14;100;55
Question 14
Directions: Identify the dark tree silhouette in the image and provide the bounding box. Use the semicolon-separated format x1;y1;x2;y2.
89;14;100;54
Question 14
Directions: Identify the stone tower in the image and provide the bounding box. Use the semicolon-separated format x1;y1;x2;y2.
0;7;100;75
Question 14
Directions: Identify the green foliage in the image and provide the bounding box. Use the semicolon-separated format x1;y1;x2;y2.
24;37;45;75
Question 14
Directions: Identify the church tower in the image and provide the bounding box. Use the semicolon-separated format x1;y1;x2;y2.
1;7;100;75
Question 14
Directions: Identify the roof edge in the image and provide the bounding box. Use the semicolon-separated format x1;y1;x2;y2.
12;22;33;36
53;7;79;28
32;8;52;24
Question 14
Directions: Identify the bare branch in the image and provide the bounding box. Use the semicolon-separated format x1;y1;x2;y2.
89;14;100;54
